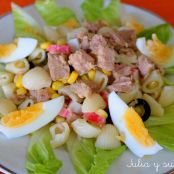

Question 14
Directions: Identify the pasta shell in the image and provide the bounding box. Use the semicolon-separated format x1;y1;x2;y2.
22;67;52;90
95;124;121;150
72;119;101;138
50;122;70;148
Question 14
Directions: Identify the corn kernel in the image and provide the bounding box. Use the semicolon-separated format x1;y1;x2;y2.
88;70;96;81
15;75;23;88
15;61;25;68
102;69;112;76
81;74;88;81
63;18;79;28
52;81;64;91
40;42;51;50
16;87;27;95
57;39;67;45
51;93;60;99
55;116;65;123
96;109;108;118
67;71;79;84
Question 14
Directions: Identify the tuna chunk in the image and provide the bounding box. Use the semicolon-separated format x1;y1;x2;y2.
84;21;107;33
117;29;136;48
107;76;133;93
95;46;116;71
30;88;51;102
90;34;107;53
113;64;132;79
138;55;154;77
48;53;70;81
70;80;94;98
69;50;95;75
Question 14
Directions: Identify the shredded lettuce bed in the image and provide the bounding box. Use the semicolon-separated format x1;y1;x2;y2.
67;133;126;174
138;23;172;43
81;0;120;25
26;126;62;174
35;0;78;26
12;3;46;42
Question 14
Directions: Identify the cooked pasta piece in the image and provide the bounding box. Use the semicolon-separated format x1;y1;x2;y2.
18;98;34;109
2;83;16;99
142;70;163;94
0;72;14;86
5;59;29;74
28;48;46;65
50;122;70;148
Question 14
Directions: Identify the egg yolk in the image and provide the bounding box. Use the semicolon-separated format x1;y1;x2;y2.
124;107;155;147
147;34;172;64
1;103;43;128
125;18;144;34
0;43;17;58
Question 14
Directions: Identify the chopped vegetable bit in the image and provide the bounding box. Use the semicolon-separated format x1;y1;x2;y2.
67;71;79;84
47;44;71;54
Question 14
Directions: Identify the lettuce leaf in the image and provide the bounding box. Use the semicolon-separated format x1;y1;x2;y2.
165;66;174;74
12;3;46;42
138;23;172;44
26;126;62;174
67;133;126;174
81;0;120;25
148;124;174;152
145;104;174;127
88;146;126;174
35;0;78;26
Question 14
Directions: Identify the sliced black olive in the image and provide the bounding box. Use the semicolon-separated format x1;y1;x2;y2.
129;99;151;122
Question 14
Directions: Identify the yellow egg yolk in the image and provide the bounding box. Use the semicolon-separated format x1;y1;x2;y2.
147;34;173;64
124;107;155;147
63;18;79;28
0;43;17;58
125;18;144;34
1;103;43;128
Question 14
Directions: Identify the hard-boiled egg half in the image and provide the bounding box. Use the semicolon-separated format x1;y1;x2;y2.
0;38;38;63
136;34;174;67
108;92;163;157
0;96;64;139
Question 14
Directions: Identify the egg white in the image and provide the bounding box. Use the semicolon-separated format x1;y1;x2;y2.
0;38;38;63
109;91;163;157
0;96;64;139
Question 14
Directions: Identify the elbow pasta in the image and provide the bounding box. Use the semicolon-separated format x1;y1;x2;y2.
50;122;70;148
142;70;163;94
0;71;14;86
28;48;46;65
5;59;29;74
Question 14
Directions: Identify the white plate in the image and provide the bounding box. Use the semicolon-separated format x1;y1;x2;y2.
0;1;174;174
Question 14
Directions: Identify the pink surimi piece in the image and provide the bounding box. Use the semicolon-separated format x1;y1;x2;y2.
47;45;71;54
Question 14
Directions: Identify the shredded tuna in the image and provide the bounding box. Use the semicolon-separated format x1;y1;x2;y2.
113;64;132;79
138;55;154;77
84;21;107;33
30;88;51;102
90;34;107;53
48;53;70;81
68;50;95;75
70;80;94;98
78;33;94;50
117;29;136;48
95;46;116;71
107;76;133;93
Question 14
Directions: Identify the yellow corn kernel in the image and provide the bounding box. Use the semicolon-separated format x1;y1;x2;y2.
40;42;51;50
52;81;64;91
102;69;112;76
88;70;96;81
48;87;55;95
63;18;79;28
55;116;65;123
67;71;79;84
15;75;23;88
57;38;67;45
81;74;88;81
96;109;108;118
51;93;60;99
15;61;25;68
16;87;27;96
